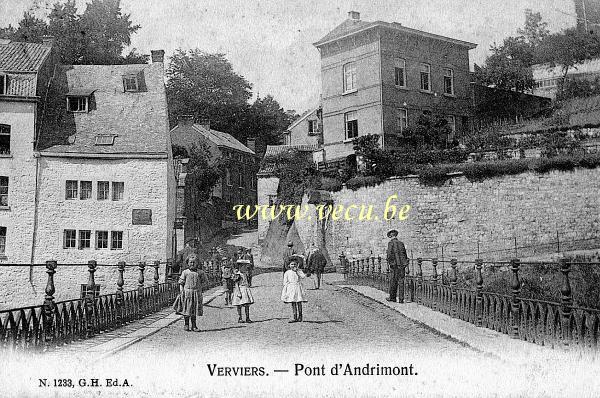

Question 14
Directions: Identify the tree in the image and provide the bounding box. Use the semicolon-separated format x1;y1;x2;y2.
1;0;146;65
244;95;297;153
166;49;253;133
475;10;548;91
535;28;600;79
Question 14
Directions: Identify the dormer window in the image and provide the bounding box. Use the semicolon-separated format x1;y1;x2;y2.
122;72;143;92
66;90;93;113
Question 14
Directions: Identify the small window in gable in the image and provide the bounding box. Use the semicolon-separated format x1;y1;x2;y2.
67;96;88;112
122;71;144;92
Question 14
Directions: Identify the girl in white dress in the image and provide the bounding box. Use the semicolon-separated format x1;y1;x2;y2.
232;260;255;323
281;259;307;322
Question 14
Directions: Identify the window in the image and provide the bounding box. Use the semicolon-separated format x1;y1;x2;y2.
0;74;6;95
443;68;454;95
396;109;408;134
0;124;10;155
112;182;124;201
79;230;91;249
64;229;76;249
80;181;92;200
67;96;88;112
0;227;5;255
226;169;232;186
420;63;431;91
343;62;357;92
96;231;109;249
66;180;78;200
122;75;139;92
394;58;406;87
111;231;123;250
308;120;318;134
238;172;244;188
0;177;7;207
344;111;358;140
97;181;109;200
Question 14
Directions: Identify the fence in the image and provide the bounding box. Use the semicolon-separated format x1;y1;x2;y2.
0;258;224;352
340;254;600;352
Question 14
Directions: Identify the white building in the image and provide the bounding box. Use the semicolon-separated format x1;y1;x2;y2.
532;58;600;100
0;39;175;307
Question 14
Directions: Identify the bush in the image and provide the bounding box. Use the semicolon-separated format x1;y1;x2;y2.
579;153;600;169
460;159;531;182
533;156;576;173
345;175;383;191
319;176;343;192
417;165;453;186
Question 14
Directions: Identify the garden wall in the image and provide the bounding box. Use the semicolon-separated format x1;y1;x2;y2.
294;167;600;265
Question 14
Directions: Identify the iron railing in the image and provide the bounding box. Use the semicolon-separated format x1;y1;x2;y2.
341;254;600;352
0;259;224;352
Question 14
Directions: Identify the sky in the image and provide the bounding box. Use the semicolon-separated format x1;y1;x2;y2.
0;0;577;113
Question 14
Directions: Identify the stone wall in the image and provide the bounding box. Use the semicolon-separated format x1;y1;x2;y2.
257;176;279;243
295;168;600;266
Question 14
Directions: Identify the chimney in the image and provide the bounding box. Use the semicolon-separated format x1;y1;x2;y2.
151;49;165;63
177;115;194;126
199;118;210;130
246;137;256;153
348;11;360;21
41;35;55;47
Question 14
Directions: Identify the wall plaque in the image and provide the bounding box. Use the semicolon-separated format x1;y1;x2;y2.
132;209;152;225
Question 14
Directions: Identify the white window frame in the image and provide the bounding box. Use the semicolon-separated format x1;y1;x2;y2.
0;176;7;207
0;124;10;155
97;181;110;200
111;231;123;250
64;229;76;249
80;181;92;200
343;62;357;93
396;108;408;134
420;63;431;92
122;75;139;92
394;58;406;88
96;230;109;249
0;226;5;255
112;182;124;201
308;120;318;134
65;180;78;200
443;68;454;95
79;230;91;250
446;115;456;138
66;96;89;113
344;111;358;140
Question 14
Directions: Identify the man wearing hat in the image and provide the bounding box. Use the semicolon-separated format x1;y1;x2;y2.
386;229;409;303
282;241;296;275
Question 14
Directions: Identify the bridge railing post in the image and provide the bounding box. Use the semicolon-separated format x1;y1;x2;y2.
85;260;97;338
510;258;521;339
560;258;573;347
116;261;125;326
417;258;423;304
475;259;484;327
138;261;146;318
153;260;160;310
377;256;382;290
432;258;438;310
43;260;57;351
450;259;458;317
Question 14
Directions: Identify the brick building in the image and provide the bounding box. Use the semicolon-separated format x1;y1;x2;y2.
170;116;258;245
314;11;476;164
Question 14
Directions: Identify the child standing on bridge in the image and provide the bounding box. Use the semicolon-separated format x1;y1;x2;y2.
281;257;307;322
221;257;234;306
232;259;254;323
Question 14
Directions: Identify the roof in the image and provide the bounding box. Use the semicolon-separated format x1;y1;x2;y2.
286;105;320;131
171;123;255;155
258;144;317;176
314;18;476;49
2;73;37;97
37;63;170;156
0;40;51;72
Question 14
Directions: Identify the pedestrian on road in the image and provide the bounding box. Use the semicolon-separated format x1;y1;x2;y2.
221;256;234;306
177;254;207;331
282;241;296;275
307;244;327;290
244;248;255;287
385;229;410;303
281;258;307;322
232;259;255;323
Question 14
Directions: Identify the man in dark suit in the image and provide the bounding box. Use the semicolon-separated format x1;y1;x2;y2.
386;229;409;303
